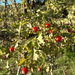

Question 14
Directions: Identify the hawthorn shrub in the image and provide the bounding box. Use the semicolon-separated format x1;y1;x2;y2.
0;0;75;75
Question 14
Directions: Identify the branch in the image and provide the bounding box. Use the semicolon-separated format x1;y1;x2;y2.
16;66;21;75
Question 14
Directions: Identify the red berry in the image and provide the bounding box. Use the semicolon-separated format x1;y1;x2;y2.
9;47;14;52
33;27;38;32
68;29;71;32
55;36;62;41
3;55;6;58
49;30;53;33
38;67;42;71
22;67;28;74
45;23;50;28
45;40;48;42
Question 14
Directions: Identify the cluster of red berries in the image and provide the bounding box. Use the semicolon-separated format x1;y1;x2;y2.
5;23;74;75
32;23;62;41
33;23;75;42
32;23;51;32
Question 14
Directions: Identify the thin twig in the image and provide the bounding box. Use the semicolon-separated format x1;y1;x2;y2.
50;63;53;75
48;54;54;75
17;66;21;75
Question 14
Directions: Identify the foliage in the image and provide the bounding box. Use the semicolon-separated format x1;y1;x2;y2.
0;0;75;75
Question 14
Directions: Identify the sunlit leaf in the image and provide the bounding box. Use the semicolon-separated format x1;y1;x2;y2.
37;32;45;44
33;48;38;60
18;57;26;66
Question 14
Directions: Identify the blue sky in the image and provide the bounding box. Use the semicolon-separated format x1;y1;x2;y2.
16;0;21;3
0;0;44;5
0;0;21;5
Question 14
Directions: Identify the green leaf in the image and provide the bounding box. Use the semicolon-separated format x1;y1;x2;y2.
62;33;72;38
23;34;38;48
0;69;9;74
8;57;16;64
43;46;50;54
34;71;43;75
